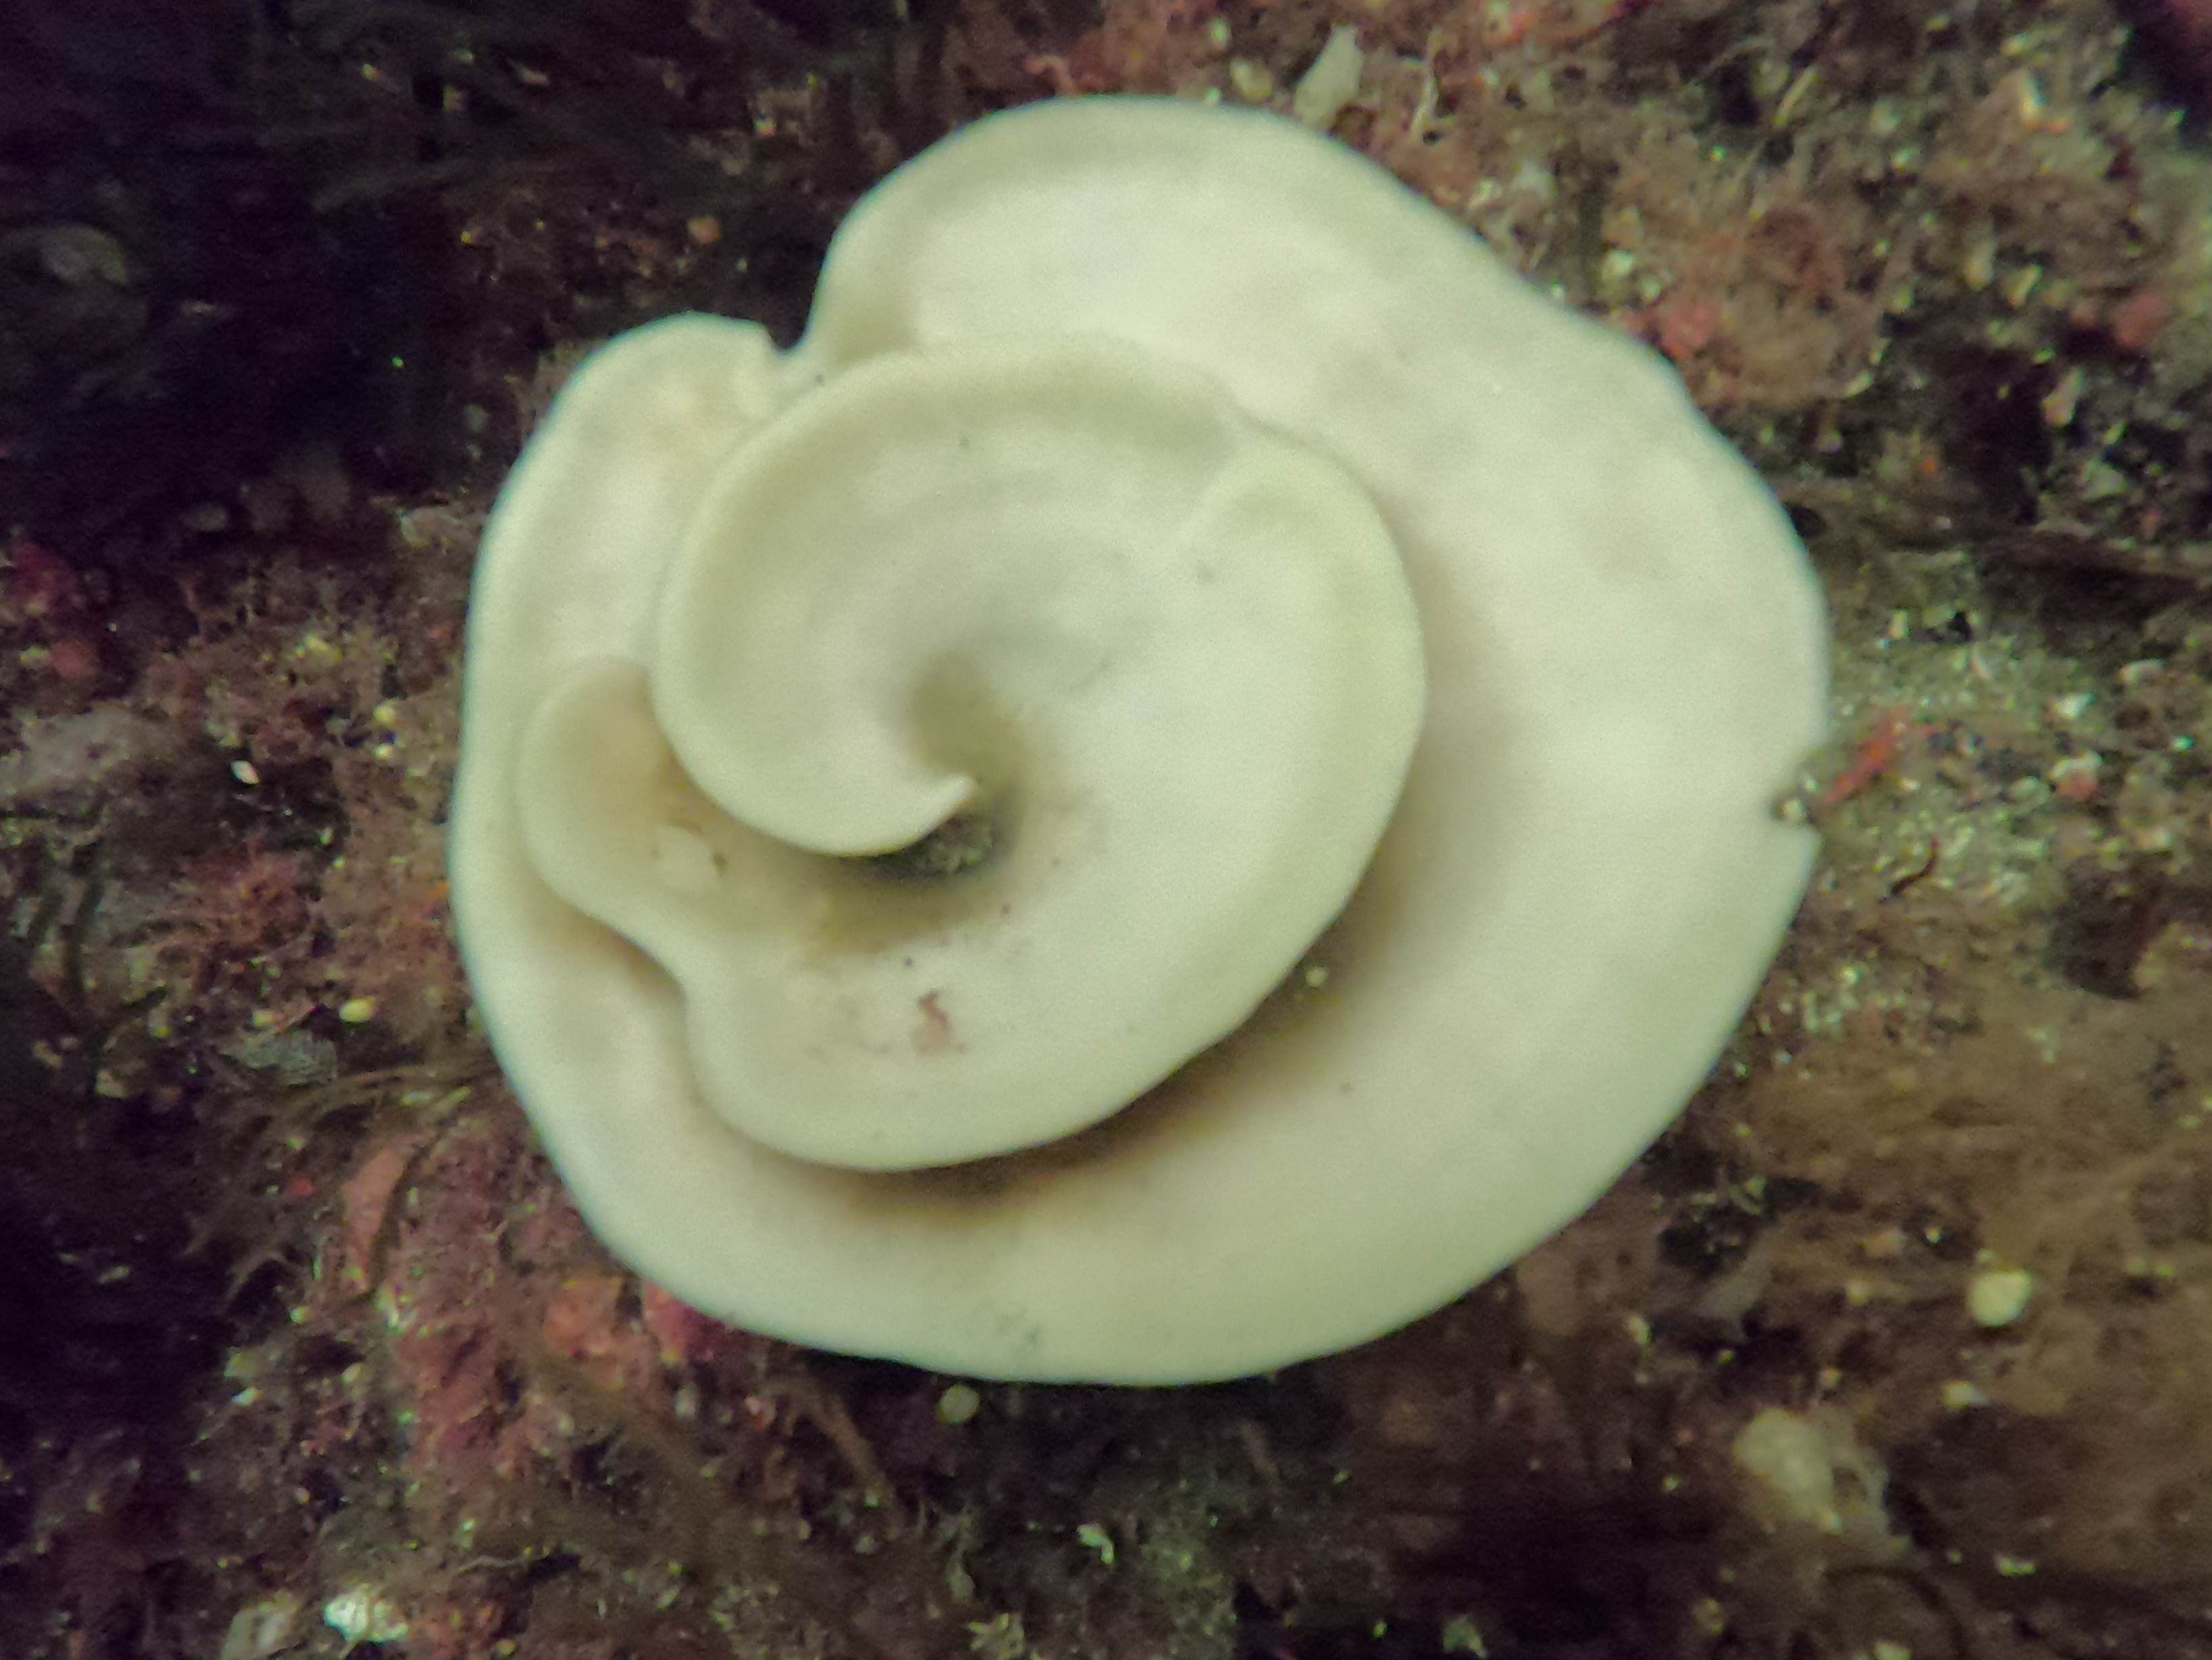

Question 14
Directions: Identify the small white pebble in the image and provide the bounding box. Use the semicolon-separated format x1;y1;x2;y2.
936;1383;982;1425
1940;1379;1990;1411
231;759;260;786
323;1586;408;1645
1967;1266;2034;1328
1291;26;1364;129
337;996;378;1026
1227;58;1275;102
218;1592;304;1660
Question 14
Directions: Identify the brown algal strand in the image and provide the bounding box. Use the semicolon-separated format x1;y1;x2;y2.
5;0;2212;1657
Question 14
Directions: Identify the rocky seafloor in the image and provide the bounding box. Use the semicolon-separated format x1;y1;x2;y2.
5;0;2212;1655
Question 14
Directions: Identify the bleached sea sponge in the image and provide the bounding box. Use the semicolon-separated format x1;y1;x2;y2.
449;96;1828;1383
